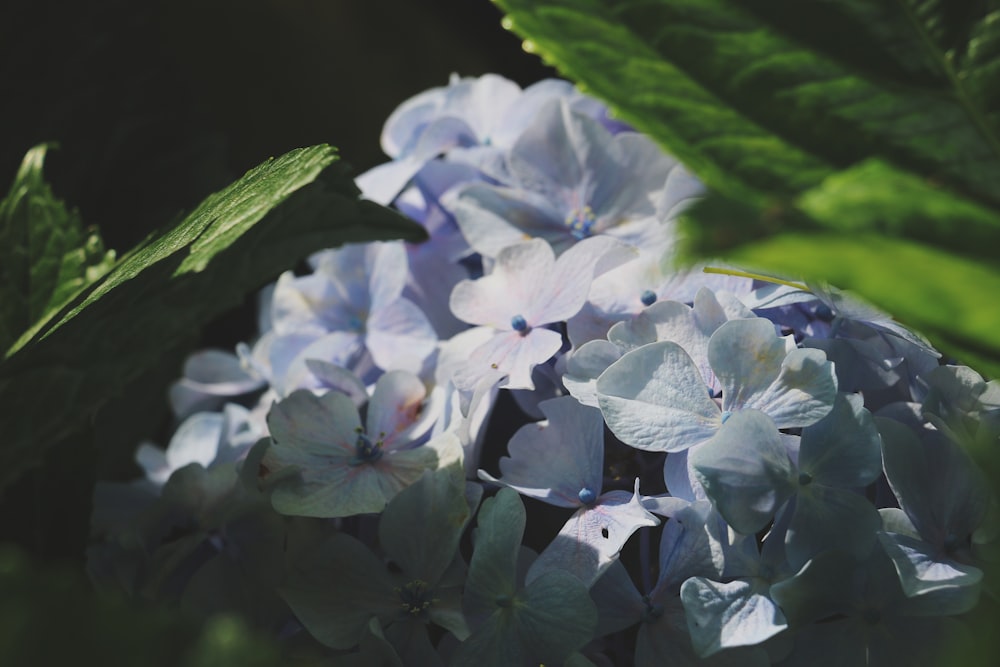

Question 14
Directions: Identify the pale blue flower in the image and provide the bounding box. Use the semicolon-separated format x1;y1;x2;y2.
448;99;683;258
448;236;634;390
597;317;837;453
478;397;659;587
247;241;438;394
260;371;459;518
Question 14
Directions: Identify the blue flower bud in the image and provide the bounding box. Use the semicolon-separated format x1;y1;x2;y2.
578;487;598;506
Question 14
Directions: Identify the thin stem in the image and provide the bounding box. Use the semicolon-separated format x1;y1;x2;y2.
702;266;810;291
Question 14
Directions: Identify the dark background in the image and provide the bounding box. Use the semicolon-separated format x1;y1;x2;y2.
0;0;553;562
1;0;552;253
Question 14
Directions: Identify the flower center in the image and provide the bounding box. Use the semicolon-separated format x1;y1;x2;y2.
798;472;813;486
640;290;657;307
578;487;598;506
720;410;733;424
396;580;436;618
641;595;664;622
347;314;365;332
350;430;383;465
566;205;596;239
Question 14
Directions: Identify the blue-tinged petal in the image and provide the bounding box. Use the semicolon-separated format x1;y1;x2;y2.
267;444;439;518
562;340;622;407
450;238;556;327
351;619;405;667
773;620;869;667
368;242;410;310
803;336;903;394
302;359;369;407
525;480;660;588
879;507;920;539
277;330;366;395
379;81;449;157
656;501;727;592
877;531;982;607
507;570;599;665
636;597;770;667
367;370;430;449
355;157;424;206
709;318;784;408
710;319;837;428
663;449;708;502
135;413;222;485
463;488;525;631
365;296;438;374
641;494;692;518
877;416;992;549
610;289;736;390
506;100;590;196
798;393;882;488
588;560;644;637
168;349;266;419
379;467;471;587
478;396;604;507
384;619;443;667
597;341;721;452
769;550;860;626
786;485;881;569
455;328;564;392
449;183;567;258
744;347;838;428
689;410;796;535
266;390;360;456
680;577;788;657
278;532;397;649
533;235;635;324
269;270;351;336
452;569;597;667
257;330;321;390
592;133;676;227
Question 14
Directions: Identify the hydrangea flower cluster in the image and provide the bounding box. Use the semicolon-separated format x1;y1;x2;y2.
89;73;998;666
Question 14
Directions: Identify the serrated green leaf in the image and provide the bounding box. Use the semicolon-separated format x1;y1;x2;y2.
0;144;115;354
0;144;426;492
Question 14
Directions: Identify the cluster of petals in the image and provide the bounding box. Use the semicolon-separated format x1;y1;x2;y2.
86;72;1000;666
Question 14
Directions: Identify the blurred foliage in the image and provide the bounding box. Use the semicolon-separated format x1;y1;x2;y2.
0;544;282;666
494;0;1000;379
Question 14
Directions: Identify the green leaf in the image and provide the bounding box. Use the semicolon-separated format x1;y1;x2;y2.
456;489;597;666
0;544;281;666
278;532;398;650
0;144;115;354
0;144;426;492
494;0;1000;376
378;467;477;586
